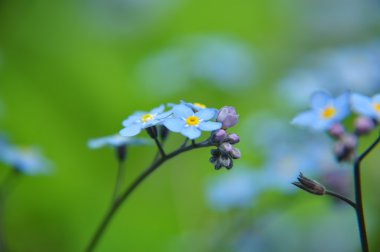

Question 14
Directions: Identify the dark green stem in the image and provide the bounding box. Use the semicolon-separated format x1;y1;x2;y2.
325;190;356;209
353;134;380;252
154;138;166;157
85;140;213;252
111;160;125;202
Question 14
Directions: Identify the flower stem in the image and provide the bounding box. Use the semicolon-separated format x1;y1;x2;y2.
111;160;125;202
154;138;166;157
325;190;356;209
85;140;213;252
353;134;380;252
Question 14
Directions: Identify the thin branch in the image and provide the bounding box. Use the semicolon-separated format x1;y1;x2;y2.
325;190;356;209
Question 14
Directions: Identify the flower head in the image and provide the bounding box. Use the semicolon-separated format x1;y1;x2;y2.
291;91;350;131
88;134;149;149
0;145;51;175
163;104;222;139
351;93;380;121
120;105;171;137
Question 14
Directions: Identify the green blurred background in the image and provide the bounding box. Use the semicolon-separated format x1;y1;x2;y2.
1;0;380;251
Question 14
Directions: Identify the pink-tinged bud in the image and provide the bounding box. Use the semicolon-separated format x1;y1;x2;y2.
213;129;227;143
220;142;233;153
328;123;345;139
217;106;239;129
333;134;358;162
355;116;376;136
229;147;241;159
226;133;240;144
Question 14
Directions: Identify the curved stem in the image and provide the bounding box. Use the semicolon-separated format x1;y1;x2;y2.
353;134;380;252
85;140;213;252
154;138;166;157
325;190;356;209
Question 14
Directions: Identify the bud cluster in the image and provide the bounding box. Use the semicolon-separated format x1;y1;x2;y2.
208;106;241;170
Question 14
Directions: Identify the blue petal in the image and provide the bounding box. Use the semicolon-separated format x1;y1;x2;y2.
196;108;217;121
163;118;185;132
172;104;193;118
310;91;331;109
119;124;142;137
88;138;107;149
373;94;380;104
150;104;165;114
291;111;318;128
181;126;201;139
334;92;351;120
198;121;222;131
122;112;144;126
156;110;173;120
351;93;374;117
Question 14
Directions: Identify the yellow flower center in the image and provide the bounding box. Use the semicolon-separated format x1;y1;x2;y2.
193;102;206;109
141;114;153;123
321;106;336;119
373;102;380;112
186;115;200;126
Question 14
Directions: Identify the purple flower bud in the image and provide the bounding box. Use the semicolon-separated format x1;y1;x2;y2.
212;129;227;143
226;133;240;144
333;134;358;162
220;142;233;153
217;106;239;129
354;116;376;136
229;147;241;159
328;123;345;139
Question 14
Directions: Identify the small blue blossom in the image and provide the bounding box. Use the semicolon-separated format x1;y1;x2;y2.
120;105;172;137
0;145;51;175
88;134;149;149
291;91;350;131
163;104;221;139
351;93;380;120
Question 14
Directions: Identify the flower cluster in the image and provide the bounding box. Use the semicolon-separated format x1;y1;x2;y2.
292;90;380;162
118;101;241;169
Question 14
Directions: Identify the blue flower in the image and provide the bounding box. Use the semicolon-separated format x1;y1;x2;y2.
120;105;172;137
163;104;222;139
351;93;380;120
291;91;350;131
0;146;51;176
88;134;149;149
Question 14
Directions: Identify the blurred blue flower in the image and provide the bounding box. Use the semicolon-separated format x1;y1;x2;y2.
277;41;380;107
351;93;380;120
88;134;149;149
205;167;264;211
120;105;172;137
291;91;350;131
0;144;51;176
163;104;221;139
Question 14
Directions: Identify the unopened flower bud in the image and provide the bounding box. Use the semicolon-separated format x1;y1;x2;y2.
220;142;233;153
354;116;376;136
220;154;233;169
293;173;326;195
328;123;345;139
212;129;227;143
226;133;240;144
159;125;170;142
145;126;158;139
333;134;358;162
229;147;241;159
217;106;239;129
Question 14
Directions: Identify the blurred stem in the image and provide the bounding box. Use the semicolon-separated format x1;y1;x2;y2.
0;170;19;252
181;138;189;148
353;133;380;252
111;160;125;203
325;190;356;209
85;139;214;252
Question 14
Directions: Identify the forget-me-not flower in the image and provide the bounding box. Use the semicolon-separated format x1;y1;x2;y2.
163;104;222;139
120;105;172;137
292;91;350;131
0;146;51;175
88;134;149;149
351;93;380;120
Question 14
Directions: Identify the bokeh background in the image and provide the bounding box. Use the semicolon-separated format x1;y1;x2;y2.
1;0;380;251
